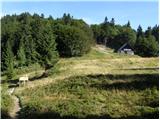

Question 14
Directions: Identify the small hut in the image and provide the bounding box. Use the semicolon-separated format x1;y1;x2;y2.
117;43;134;55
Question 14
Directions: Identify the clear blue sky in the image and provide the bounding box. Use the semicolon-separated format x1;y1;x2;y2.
2;1;159;30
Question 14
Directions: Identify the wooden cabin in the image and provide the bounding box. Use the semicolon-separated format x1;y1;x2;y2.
117;43;134;55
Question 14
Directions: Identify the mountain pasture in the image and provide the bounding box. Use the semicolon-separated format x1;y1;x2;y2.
12;46;159;119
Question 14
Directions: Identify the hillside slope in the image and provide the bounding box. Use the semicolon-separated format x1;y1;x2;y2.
6;46;159;118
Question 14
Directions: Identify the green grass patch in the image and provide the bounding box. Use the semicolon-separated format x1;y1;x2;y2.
17;73;159;119
1;85;14;118
62;47;140;61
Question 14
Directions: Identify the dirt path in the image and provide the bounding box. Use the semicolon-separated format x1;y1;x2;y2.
8;88;21;119
92;45;110;54
6;70;45;118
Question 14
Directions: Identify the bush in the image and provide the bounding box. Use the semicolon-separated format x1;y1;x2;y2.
1;85;13;118
54;25;92;57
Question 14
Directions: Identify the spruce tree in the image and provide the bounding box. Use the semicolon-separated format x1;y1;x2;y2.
145;27;152;37
152;25;159;42
127;21;131;28
137;25;143;38
146;35;158;56
110;18;115;26
37;21;59;70
17;37;26;67
104;16;108;24
135;34;158;57
4;41;15;79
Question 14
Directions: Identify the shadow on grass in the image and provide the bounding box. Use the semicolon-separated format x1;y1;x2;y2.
1;79;19;84
29;73;47;81
88;73;159;90
18;107;158;119
1;110;12;119
1;78;19;89
19;110;112;119
120;109;159;119
115;67;159;71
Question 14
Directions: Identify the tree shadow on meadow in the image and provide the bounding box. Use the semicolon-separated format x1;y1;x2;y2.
87;73;159;91
115;67;159;71
1;78;19;84
19;110;112;119
18;107;158;119
29;72;47;81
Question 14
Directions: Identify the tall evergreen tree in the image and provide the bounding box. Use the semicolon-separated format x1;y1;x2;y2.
110;18;115;26
25;35;38;65
135;35;147;56
40;13;44;18
127;21;131;28
17;37;26;67
146;35;158;56
37;21;59;70
137;25;143;37
48;15;53;20
3;41;15;79
104;16;108;24
145;26;152;37
152;25;159;42
62;13;71;25
135;34;158;57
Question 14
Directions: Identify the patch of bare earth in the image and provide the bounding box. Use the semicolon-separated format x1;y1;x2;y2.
9;95;21;119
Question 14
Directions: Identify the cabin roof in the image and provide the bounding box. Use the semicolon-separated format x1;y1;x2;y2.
118;43;133;51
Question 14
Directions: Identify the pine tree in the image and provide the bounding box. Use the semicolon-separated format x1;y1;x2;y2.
110;18;115;26
104;16;108;24
4;41;15;79
145;26;152;37
135;34;158;57
146;35;158;56
62;13;72;25
17;37;26;67
127;21;131;28
137;25;143;37
25;35;38;65
48;15;53;20
152;25;159;42
40;13;44;18
37;21;59;70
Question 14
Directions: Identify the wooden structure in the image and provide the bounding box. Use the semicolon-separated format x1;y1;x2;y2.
19;75;29;86
117;43;134;55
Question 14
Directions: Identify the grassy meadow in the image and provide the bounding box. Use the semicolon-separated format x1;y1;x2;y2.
2;46;159;118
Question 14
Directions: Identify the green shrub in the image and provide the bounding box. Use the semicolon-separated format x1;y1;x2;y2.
1;85;13;118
